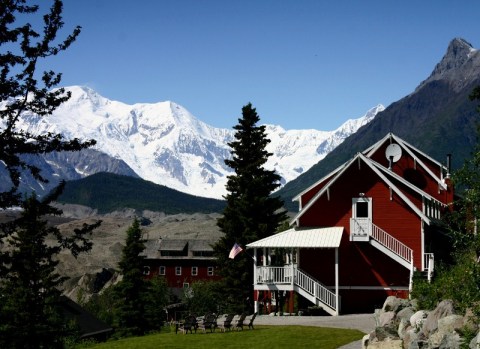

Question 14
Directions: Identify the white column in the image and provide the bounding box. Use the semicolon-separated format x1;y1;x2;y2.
253;248;257;285
335;247;339;316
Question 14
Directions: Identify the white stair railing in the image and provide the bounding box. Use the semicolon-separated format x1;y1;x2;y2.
423;253;434;282
371;223;413;264
294;268;336;311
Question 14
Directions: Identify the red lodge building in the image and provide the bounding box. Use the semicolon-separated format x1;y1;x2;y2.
141;238;220;298
247;133;454;315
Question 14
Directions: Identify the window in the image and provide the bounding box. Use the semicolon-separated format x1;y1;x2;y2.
356;201;369;218
207;266;214;276
175;266;182;276
143;266;150;275
159;266;166;275
191;266;198;276
183;282;190;288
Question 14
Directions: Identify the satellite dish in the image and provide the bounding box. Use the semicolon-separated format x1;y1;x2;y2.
385;143;402;162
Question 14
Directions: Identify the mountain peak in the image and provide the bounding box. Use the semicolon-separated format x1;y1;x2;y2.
434;38;474;73
417;38;480;92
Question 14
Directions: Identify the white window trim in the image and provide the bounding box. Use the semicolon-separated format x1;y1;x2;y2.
191;266;198;276
159;266;166;275
175;266;182;276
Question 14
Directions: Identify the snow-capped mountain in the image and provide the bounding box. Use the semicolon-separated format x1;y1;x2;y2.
10;86;384;199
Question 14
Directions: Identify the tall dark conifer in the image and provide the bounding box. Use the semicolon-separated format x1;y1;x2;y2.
114;218;149;336
214;103;287;313
0;1;99;346
0;184;100;348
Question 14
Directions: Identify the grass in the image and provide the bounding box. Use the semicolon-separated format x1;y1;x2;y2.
80;325;364;349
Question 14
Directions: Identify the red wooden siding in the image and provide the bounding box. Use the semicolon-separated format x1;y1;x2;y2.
144;259;220;288
298;159;423;268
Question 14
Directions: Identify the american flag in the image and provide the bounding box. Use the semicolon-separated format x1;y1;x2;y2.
229;243;243;259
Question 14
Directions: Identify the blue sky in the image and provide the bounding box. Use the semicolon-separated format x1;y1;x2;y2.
38;0;480;130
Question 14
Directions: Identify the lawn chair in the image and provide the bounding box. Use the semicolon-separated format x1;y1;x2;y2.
247;312;257;330
177;315;197;334
197;313;218;333
217;313;235;332
234;312;247;331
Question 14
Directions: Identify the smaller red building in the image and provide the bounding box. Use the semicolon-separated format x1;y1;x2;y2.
141;238;220;298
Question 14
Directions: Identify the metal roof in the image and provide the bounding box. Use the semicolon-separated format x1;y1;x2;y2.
159;239;188;251
246;227;343;248
189;240;214;252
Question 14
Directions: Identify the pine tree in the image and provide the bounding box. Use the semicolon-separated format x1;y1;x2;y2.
0;184;100;348
213;103;287;313
0;2;100;347
114;218;149;337
0;0;95;209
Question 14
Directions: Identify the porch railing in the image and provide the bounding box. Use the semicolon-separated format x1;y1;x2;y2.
256;266;293;284
255;265;336;311
371;223;413;264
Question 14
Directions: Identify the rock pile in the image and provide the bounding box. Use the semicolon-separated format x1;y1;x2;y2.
363;296;480;349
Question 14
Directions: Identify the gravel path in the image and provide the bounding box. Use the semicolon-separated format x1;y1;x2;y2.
254;314;375;349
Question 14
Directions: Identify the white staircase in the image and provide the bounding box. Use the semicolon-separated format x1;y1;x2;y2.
255;265;339;316
294;268;338;316
370;223;413;270
350;218;435;286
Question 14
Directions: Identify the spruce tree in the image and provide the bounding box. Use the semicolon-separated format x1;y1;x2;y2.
0;184;100;348
114;218;149;337
213;103;287;313
0;2;99;347
0;0;95;209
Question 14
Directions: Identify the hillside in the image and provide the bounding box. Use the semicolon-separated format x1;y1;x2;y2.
278;38;480;210
57;172;226;214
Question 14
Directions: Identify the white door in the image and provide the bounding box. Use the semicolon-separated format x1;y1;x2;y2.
350;197;372;241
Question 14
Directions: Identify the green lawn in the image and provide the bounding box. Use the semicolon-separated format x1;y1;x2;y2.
81;325;364;349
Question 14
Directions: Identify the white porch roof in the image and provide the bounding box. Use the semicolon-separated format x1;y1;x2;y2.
246;227;343;248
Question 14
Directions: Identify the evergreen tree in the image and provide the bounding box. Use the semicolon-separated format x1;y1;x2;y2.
213;103;287;313
0;0;95;209
0;184;100;348
0;2;99;347
113;218;149;337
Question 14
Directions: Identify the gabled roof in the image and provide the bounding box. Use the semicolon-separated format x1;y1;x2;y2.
246;227;343;248
365;133;447;190
292;161;349;202
291;152;433;226
294;133;448;206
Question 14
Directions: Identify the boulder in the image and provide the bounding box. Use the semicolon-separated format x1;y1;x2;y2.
438;331;461;349
410;310;428;331
402;328;419;348
382;296;406;313
397;318;410;339
438;314;464;334
365;339;403;349
469;331;480;349
397;306;415;323
379;311;396;327
422;300;455;336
